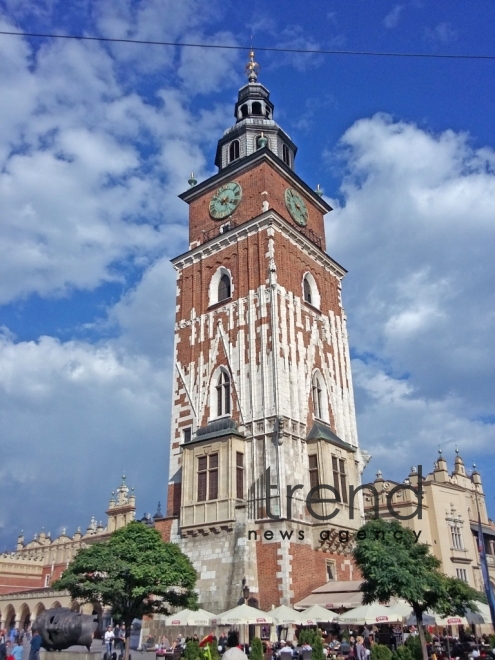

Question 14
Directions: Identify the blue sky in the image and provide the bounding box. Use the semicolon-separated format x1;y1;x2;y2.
0;0;494;548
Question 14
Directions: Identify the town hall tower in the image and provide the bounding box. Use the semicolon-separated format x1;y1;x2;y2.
159;53;367;612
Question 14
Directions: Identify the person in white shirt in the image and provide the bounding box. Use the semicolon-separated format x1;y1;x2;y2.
104;627;114;657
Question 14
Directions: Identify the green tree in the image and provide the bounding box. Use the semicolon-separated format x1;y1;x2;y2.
185;641;201;660
249;637;264;660
311;632;325;660
353;519;478;660
371;644;392;660
52;522;197;660
391;646;414;660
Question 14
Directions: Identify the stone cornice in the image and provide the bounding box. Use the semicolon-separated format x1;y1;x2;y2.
171;210;346;280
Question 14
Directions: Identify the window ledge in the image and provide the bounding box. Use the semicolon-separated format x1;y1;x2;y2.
208;297;232;311
302;300;321;313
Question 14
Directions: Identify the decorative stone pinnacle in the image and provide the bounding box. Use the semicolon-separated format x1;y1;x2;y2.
245;49;260;83
410;466;417;473
376;469;383;479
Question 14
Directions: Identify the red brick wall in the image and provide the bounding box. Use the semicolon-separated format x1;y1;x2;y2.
154;518;175;543
166;483;182;517
188;160;326;250
256;541;282;609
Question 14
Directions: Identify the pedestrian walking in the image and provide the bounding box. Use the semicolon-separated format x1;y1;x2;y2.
29;631;42;660
104;627;114;658
11;641;23;660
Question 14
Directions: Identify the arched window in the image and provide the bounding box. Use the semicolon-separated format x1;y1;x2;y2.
241;104;249;118
216;370;231;417
252;101;262;116
283;144;290;166
229;140;240;162
218;273;231;301
303;277;312;305
312;373;323;419
302;272;320;309
209;267;233;306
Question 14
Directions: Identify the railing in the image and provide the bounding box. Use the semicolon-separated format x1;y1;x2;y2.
202;218;238;244
299;226;323;250
201;217;323;250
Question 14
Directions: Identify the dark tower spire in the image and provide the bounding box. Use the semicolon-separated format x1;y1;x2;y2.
215;51;297;171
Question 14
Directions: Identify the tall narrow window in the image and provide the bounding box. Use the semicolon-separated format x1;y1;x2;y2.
309;454;319;492
218;273;231;302
283;144;290;166
332;456;340;499
303;277;312;304
339;458;348;504
326;559;336;581
197;454;219;502
208;453;219;500
182;428;192;444
451;526;463;549
198;456;208;502
229;140;240;162
236;452;244;499
312;374;322;419
216;370;231;417
456;568;468;582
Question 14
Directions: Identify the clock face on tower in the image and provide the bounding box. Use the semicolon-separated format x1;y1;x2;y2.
209;181;242;220
284;187;308;226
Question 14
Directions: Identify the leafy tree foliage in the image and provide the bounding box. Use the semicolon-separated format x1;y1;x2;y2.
185;641;201;660
371;644;392;660
249;637;264;660
353;519;478;660
53;522;197;660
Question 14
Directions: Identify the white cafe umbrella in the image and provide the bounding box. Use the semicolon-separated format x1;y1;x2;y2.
215;603;273;625
338;603;403;625
386;600;414;619
299;604;338;625
465;602;492;625
405;611;468;626
165;608;216;626
267;605;304;625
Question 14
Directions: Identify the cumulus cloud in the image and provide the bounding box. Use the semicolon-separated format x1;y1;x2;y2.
424;22;457;45
325;114;495;480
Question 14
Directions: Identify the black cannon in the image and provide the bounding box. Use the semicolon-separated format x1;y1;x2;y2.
34;608;97;651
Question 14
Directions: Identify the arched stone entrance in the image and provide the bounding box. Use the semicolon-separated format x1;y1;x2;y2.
70;601;81;612
19;603;31;631
33;602;46;622
3;604;16;630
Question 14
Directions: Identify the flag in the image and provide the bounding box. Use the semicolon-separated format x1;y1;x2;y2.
477;512;495;628
199;634;214;648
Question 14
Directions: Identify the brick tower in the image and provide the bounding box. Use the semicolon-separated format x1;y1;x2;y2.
159;53;367;613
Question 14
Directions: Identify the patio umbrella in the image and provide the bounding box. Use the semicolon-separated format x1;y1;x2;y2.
405;612;468;626
386;600;414;619
465;602;492;625
165;608;216;626
299;604;338;624
214;603;273;625
267;605;304;625
338;603;403;625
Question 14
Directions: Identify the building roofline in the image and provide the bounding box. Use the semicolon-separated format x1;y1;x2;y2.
179;147;332;215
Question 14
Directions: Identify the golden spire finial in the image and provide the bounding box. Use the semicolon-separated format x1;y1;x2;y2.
245;49;260;83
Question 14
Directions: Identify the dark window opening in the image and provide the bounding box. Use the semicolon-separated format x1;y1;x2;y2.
283;144;290;166
303;277;312;304
332;456;348;504
309;454;319;493
183;428;192;444
236;452;244;499
198;454;219;502
241;104;249;118
198;456;207;501
229;140;240;162
312;375;322;419
218;273;231;301
252;102;262;116
216;371;231;416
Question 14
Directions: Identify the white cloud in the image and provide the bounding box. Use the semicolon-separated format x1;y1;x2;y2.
384;5;403;29
325;114;495;477
424;22;457;45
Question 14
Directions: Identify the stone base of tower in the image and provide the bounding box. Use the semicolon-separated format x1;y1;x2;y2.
155;516;359;613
